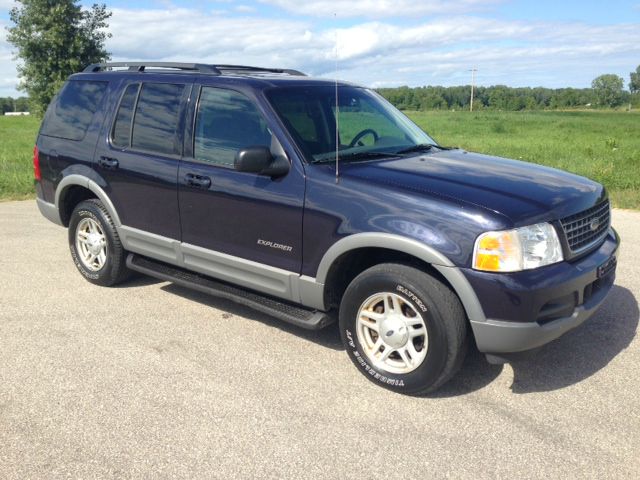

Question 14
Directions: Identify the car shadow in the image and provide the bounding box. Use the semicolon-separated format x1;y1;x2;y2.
508;285;638;393
115;273;163;288
135;277;637;394
160;283;344;351
432;285;638;396
427;345;505;398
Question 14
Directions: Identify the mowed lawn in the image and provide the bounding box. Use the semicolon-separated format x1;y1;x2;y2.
1;111;639;208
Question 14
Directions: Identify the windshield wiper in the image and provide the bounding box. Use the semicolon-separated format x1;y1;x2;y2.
337;151;399;162
310;150;399;164
395;143;437;155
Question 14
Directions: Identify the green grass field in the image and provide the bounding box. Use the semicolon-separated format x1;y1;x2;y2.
405;110;640;209
0;115;39;201
1;111;639;207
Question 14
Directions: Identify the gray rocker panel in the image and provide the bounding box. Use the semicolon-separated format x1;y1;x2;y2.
52;175;486;321
119;225;302;301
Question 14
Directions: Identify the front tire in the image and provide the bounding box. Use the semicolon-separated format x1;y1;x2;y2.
68;199;129;286
339;263;467;395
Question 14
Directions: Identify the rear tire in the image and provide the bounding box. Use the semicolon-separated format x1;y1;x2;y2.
339;263;467;395
68;199;130;286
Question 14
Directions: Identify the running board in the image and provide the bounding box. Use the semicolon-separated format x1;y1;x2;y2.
126;253;334;330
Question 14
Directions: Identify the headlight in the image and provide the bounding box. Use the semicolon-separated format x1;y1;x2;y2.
472;222;563;272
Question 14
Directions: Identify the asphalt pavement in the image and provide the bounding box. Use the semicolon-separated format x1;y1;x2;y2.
1;200;639;479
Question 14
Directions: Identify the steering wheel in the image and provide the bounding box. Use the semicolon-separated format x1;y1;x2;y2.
348;129;379;148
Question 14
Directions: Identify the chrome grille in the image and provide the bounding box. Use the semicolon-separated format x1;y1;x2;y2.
560;200;610;254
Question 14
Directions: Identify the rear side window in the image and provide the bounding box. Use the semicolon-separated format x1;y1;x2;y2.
111;83;140;148
41;80;108;141
131;83;186;155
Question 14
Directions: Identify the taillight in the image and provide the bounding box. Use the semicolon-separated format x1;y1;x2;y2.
33;145;41;181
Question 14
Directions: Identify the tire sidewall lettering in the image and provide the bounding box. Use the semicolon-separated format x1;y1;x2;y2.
396;284;427;312
345;328;406;388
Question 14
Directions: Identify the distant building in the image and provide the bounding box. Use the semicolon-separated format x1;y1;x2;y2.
4;112;30;116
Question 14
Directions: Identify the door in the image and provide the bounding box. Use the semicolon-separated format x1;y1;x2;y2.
95;80;190;240
178;86;305;278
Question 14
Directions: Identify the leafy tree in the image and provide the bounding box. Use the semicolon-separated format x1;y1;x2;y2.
591;74;624;108
7;0;111;114
630;65;640;94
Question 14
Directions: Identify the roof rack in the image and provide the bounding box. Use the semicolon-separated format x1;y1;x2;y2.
83;62;307;76
214;65;307;76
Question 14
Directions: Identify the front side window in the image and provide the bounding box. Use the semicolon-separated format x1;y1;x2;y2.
266;86;436;163
41;80;108;141
194;87;271;167
131;82;187;155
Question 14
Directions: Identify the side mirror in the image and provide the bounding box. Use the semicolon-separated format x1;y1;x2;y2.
234;146;289;178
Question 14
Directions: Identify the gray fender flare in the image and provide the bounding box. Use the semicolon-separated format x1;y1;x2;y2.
55;174;122;227
310;233;486;322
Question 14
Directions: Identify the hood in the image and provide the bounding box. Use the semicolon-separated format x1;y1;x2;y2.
340;149;605;225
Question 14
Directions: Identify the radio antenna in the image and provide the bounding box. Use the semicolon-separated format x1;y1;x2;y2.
334;14;340;183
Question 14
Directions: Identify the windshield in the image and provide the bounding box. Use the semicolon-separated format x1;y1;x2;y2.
265;86;436;163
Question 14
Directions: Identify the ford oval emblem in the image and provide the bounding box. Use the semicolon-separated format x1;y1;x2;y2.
590;218;600;231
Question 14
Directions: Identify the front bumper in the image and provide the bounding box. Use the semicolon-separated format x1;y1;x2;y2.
464;228;619;353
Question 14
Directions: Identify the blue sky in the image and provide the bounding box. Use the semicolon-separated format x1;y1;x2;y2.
1;0;639;97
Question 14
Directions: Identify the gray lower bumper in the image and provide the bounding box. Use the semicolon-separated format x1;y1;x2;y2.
471;305;595;353
36;198;62;226
470;275;614;354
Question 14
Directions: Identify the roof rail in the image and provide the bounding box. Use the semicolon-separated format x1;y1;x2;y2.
214;65;307;76
83;62;221;74
83;62;307;76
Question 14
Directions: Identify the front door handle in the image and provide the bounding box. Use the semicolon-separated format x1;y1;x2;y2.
99;156;119;170
185;173;211;189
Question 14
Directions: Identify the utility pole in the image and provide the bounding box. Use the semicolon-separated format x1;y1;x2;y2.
469;67;477;112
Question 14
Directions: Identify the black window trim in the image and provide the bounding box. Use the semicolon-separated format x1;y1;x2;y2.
109;81;141;150
108;80;191;160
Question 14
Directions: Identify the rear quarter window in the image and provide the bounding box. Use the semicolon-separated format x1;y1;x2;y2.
41;80;108;141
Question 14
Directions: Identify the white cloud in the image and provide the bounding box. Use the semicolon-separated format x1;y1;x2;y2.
0;5;638;97
326;18;534;61
260;0;501;18
0;19;20;97
107;7;321;65
235;5;256;13
0;0;16;12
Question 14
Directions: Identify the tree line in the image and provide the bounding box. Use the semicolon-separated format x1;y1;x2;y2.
0;97;30;114
378;69;640;111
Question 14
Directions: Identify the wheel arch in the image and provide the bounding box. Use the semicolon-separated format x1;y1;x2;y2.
55;174;122;228
313;233;486;323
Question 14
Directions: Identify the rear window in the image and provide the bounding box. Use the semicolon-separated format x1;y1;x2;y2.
41;80;108;141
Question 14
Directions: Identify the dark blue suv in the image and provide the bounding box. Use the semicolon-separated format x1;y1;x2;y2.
34;62;619;394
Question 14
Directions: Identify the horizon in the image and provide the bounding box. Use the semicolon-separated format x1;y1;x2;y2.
1;0;639;97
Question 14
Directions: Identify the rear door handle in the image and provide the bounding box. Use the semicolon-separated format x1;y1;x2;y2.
185;173;211;189
99;156;119;170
